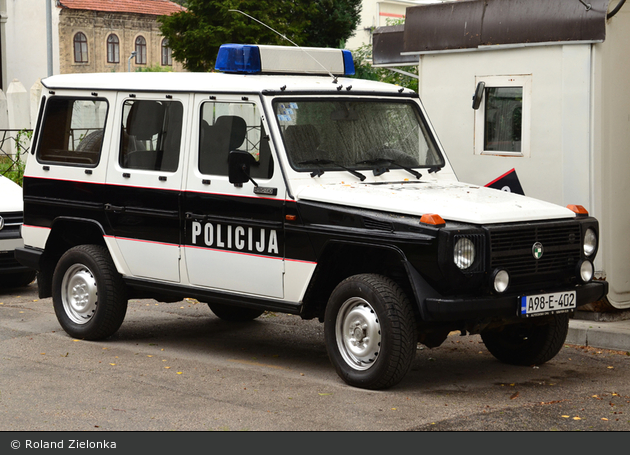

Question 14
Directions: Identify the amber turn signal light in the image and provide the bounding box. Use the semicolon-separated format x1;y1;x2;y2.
567;205;589;216
420;213;446;226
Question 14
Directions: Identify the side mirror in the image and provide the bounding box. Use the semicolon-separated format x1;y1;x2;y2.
472;81;485;110
228;150;258;187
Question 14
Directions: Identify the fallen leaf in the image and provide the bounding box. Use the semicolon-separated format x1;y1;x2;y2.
318;393;332;396
510;392;520;400
561;415;570;418
602;418;609;421
573;416;582;420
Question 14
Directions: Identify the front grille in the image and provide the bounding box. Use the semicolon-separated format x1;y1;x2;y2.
0;211;23;235
0;212;23;226
489;222;581;285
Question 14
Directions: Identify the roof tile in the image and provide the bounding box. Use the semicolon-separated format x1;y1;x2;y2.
58;0;185;16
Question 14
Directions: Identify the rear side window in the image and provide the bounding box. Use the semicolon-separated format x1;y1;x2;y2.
119;99;183;172
37;97;108;166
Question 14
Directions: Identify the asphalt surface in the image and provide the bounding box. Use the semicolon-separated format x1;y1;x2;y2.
0;281;629;435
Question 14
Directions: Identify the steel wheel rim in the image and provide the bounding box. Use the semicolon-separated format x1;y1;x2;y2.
335;297;381;371
61;263;98;325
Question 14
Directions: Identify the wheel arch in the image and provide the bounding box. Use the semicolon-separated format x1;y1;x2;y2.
38;217;109;298
300;241;422;321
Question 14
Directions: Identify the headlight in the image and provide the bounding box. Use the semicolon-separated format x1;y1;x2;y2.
578;260;594;283
454;237;475;270
492;269;510;293
583;228;597;257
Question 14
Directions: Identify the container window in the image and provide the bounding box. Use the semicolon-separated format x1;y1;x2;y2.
474;75;531;157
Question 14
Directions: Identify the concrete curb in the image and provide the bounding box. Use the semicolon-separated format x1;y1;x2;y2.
567;319;630;352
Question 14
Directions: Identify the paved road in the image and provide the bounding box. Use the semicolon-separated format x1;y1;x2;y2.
1;282;629;432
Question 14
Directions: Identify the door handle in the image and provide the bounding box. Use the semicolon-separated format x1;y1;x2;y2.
185;212;206;221
104;204;125;213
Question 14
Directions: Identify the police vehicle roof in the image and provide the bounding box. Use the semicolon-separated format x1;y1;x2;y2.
41;71;412;96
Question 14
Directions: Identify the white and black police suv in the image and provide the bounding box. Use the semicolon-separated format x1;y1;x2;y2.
16;44;608;389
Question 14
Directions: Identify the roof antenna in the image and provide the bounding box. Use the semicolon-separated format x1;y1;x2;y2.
229;9;339;83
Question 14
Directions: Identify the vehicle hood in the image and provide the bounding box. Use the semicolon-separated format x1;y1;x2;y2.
0;176;23;212
294;180;575;224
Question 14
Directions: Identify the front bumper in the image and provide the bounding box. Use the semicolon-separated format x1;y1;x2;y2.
423;281;609;322
0;234;31;275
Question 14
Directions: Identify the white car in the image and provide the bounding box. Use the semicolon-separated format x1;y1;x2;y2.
0;174;36;288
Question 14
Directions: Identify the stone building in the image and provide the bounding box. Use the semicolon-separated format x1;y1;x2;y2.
0;0;185;93
57;0;185;74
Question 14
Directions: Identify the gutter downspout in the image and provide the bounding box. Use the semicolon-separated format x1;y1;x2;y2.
46;0;53;77
0;0;7;90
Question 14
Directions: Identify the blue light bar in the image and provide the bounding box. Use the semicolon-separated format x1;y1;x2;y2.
215;44;262;74
342;50;356;76
214;44;355;76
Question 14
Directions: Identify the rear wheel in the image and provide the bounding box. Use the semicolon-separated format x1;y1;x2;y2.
52;245;127;340
324;274;418;390
481;313;570;366
208;302;264;322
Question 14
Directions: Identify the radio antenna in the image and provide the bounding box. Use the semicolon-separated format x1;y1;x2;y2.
229;9;339;83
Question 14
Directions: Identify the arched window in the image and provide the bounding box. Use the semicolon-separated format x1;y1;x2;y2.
107;34;120;64
161;38;172;66
135;36;147;65
73;32;88;63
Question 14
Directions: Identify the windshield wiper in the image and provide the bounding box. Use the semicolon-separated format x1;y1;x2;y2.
298;159;366;181
357;158;422;180
428;165;443;174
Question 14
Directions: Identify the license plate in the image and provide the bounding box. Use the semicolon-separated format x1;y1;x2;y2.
520;291;576;317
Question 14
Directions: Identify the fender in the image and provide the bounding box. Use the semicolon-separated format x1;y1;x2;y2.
31;217;110;299
301;239;440;320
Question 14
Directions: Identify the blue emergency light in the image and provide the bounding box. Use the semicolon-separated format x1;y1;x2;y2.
215;44;355;76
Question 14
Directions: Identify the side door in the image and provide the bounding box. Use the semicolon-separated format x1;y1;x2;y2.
103;93;189;282
182;94;286;298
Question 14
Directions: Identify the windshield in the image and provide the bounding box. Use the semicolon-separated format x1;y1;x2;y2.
274;99;444;176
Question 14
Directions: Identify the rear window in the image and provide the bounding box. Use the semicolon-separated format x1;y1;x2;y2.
36;97;108;166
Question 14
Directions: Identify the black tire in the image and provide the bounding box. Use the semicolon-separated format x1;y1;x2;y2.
0;270;37;289
208;302;264;322
481;313;570;366
324;274;418;390
52;245;127;340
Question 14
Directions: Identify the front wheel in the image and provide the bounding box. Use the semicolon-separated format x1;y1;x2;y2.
0;270;37;289
481;313;570;366
324;274;418;390
52;245;127;340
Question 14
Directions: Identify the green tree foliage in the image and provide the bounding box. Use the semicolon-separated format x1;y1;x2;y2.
158;0;361;72
305;0;362;48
